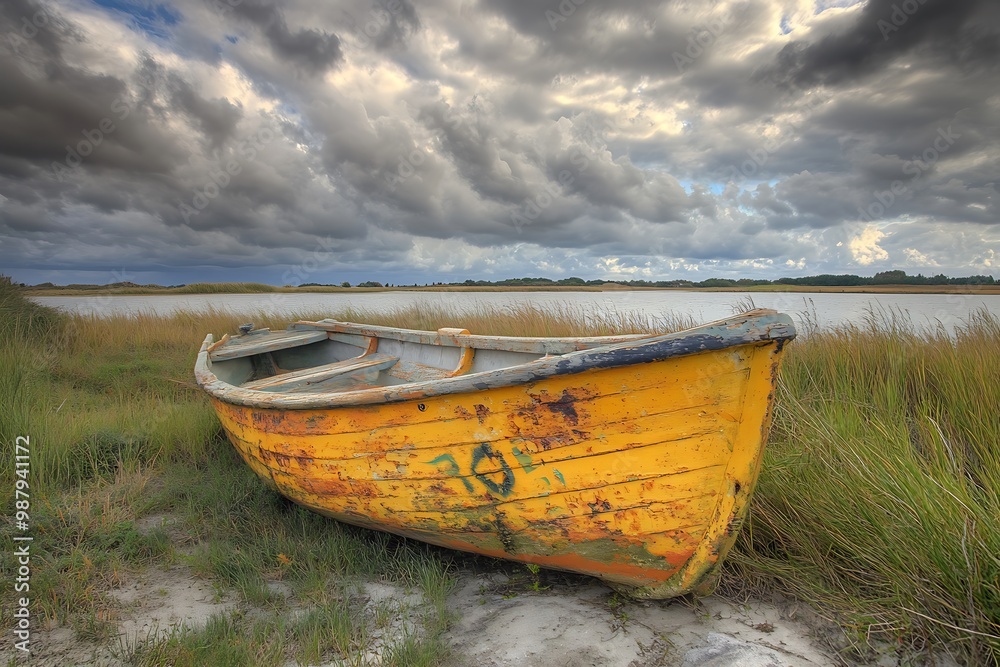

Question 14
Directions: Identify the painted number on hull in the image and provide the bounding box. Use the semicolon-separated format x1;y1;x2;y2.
428;443;515;497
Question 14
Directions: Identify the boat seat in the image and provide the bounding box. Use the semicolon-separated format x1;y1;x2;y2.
210;330;329;361
242;353;399;391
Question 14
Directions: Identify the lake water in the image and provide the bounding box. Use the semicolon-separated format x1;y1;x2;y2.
31;290;999;334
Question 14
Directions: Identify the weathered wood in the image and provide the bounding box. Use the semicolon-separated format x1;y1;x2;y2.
385;359;452;384
291;319;653;355
250;353;278;381
206;333;230;353
196;310;797;600
210;330;328;361
438;328;475;377
363;336;379;355
196;309;796;409
243;353;398;391
448;347;475;377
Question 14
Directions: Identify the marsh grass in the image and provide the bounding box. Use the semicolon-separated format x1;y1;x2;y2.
0;282;458;663
726;307;1000;663
320;301;675;337
3;277;998;664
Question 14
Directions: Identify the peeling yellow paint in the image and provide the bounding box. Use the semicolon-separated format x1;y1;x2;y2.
208;336;788;598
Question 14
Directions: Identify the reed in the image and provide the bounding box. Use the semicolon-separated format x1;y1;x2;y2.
325;302;691;337
2;278;997;664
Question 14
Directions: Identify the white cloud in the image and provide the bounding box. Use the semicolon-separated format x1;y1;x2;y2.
848;226;889;266
902;248;939;267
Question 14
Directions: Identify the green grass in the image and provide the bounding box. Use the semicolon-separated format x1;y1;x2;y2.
0;280;458;663
170;282;278;294
2;276;998;664
726;307;1000;663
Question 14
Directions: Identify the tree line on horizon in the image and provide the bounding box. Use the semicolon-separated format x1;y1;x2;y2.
14;269;997;290
446;270;997;288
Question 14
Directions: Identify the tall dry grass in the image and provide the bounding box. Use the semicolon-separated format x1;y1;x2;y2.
324;302;693;337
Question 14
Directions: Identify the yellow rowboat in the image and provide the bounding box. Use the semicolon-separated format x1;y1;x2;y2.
194;309;795;599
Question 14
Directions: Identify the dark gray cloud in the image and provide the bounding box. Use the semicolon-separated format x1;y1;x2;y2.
762;0;1000;88
229;0;342;74
0;0;997;284
168;74;242;151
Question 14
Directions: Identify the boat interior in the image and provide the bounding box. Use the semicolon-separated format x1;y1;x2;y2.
206;319;653;395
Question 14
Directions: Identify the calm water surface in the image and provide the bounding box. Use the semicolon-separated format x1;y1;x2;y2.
31;291;999;333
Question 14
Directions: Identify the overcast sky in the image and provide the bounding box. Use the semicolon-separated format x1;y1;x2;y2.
0;0;997;286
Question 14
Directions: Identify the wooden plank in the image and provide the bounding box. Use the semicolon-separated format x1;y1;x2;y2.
292;319;653;355
206;333;230;353
437;327;474;376
210;330;328;361
242;353;398;391
385;359;453;383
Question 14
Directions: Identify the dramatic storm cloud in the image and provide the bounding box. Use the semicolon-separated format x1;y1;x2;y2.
0;0;997;284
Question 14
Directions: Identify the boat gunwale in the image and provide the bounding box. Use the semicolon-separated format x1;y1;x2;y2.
194;308;796;410
286;320;656;356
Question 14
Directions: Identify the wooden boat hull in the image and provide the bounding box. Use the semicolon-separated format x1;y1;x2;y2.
196;311;794;599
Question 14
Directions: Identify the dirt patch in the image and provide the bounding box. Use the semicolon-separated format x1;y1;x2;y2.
2;625;116;667
0;508;929;667
0;564;231;666
351;582;427;664
444;574;836;666
5;565;937;667
112;564;235;650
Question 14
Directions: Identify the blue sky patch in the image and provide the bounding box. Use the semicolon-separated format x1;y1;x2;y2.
90;0;180;40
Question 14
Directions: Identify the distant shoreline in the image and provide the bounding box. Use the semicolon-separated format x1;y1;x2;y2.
24;284;1000;296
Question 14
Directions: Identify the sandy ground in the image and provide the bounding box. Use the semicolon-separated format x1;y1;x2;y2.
445;574;837;667
3;564;843;667
6;512;942;667
1;563;237;667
